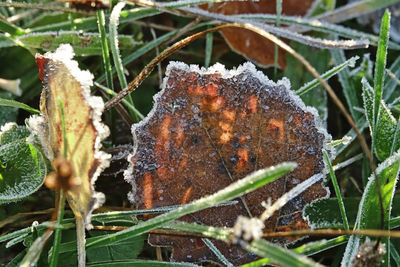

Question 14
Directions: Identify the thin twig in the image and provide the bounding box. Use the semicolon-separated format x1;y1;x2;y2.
92;224;400;240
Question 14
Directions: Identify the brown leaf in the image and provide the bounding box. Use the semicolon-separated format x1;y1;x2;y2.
126;62;331;265
202;0;316;68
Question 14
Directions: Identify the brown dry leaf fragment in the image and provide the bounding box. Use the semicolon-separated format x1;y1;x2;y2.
202;0;316;68
125;61;332;265
29;44;110;228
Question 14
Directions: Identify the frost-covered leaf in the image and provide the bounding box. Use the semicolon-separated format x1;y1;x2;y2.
125;61;332;265
28;44;110;227
18;31;137;56
0;123;46;204
362;78;399;161
305;196;400;229
341;150;400;266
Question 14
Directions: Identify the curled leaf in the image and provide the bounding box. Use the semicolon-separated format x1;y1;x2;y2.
28;44;110;228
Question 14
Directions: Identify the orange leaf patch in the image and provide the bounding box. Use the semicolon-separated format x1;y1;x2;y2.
126;62;332;265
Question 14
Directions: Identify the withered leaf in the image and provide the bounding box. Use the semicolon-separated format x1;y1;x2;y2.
29;44;110;227
202;0;316;68
126;62;331;265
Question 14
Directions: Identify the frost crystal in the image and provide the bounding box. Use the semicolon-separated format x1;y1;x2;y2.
232;216;264;245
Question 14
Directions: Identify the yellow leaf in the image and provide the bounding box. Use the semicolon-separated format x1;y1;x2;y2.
28;44;110;228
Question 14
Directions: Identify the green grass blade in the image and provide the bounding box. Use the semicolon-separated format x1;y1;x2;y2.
86;163;296;249
97;10;114;91
95;83;144;120
384;56;400;101
323;150;350;230
202;238;233;267
109;2;128;90
49;191;65;267
237;13;400;49
390;241;400;266
296;56;358;96
96;30;177;84
204;30;213;68
335;120;368;156
109;2;138;121
240;258;270;267
341;150;400;266
391;120;400;156
245;240;322;267
17;32;135;56
0;98;40;114
331;49;363;121
5;234;28;248
362;78;399;161
314;0;400;24
273;0;282;78
373;10;390;147
164;221;319;266
292;236;349;256
0;19;24;36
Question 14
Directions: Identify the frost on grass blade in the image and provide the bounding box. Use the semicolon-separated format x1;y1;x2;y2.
28;44;110;228
125;61;333;265
341;150;400;266
362;78;400;161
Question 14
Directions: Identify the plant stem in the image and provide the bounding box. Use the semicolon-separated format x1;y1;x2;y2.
76;217;86;267
49;189;66;267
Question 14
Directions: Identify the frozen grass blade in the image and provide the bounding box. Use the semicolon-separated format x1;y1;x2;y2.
246;239;323;267
384;56;400;102
273;0;282;78
236;13;400;50
331;50;362;121
97;10;114;91
97;30;176;83
391;120;400;156
204;29;213;68
0;98;40;114
390;241;400;265
292;236;349;256
86;163;296;249
95;82;144;120
323;150;350;230
19;230;53;267
202;238;233;267
373;10;390;149
296;56;359;96
49;190;66;267
110;2;128;90
362;78;399;161
6;234;28;248
180;7;369;49
109;2;138;121
314;0;400;24
341;151;400;266
163;221;320;266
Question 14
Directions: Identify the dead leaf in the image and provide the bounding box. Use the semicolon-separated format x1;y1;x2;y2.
29;44;110;228
202;0;316;68
125;62;331;265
